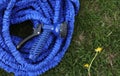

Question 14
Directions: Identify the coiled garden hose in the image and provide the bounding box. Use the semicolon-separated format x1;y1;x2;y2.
0;0;80;76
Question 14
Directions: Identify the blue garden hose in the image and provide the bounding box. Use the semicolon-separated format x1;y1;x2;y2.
0;0;80;76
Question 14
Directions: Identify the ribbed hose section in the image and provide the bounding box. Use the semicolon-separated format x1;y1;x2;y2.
29;30;51;61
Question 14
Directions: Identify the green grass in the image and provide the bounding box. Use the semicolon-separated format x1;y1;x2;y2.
0;0;120;76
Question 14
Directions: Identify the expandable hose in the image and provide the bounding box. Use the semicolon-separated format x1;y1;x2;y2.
0;0;80;76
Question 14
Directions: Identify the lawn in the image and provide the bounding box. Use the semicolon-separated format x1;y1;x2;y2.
0;0;120;76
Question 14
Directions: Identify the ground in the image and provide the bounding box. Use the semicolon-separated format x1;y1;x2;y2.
0;0;120;76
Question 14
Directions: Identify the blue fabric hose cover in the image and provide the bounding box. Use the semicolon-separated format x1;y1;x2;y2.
0;0;80;76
